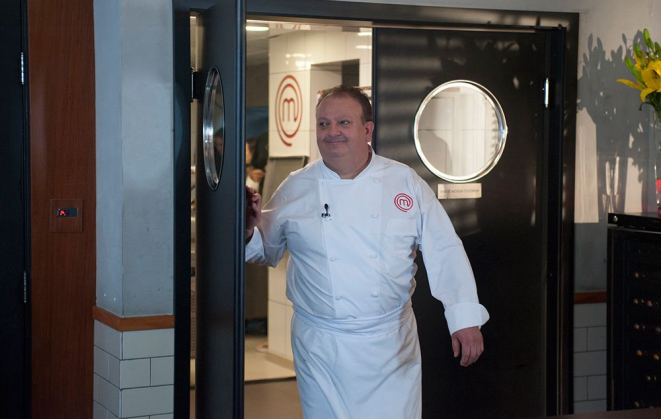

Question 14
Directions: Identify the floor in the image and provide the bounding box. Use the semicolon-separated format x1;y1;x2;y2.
190;335;301;418
190;380;303;418
244;335;296;382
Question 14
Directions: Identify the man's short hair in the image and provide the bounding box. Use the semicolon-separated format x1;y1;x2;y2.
316;85;373;124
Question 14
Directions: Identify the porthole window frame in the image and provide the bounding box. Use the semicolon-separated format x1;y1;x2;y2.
413;80;508;184
202;66;225;190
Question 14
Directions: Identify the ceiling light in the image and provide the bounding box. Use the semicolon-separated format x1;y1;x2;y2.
246;25;269;32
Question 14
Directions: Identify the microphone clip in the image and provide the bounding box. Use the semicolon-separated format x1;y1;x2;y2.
321;203;331;218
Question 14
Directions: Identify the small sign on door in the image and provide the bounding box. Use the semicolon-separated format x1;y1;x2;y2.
438;183;482;200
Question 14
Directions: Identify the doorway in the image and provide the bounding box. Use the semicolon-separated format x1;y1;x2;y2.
174;2;578;418
189;15;375;417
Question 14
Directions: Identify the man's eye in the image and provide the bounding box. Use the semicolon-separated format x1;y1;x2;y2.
340;121;350;126
318;122;329;127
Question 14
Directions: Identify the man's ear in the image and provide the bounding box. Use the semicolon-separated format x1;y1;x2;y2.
364;121;375;142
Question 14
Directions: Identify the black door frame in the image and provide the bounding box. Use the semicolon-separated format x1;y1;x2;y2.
0;0;30;417
173;1;578;417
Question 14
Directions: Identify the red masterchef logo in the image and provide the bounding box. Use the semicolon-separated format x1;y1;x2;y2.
275;75;303;147
394;193;413;212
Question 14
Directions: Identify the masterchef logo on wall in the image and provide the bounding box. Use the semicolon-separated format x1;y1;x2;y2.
275;75;303;147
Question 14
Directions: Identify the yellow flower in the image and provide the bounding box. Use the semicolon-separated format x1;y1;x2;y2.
640;60;661;101
617;78;644;91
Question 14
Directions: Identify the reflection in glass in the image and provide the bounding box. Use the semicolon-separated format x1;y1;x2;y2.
202;66;225;190
414;80;507;183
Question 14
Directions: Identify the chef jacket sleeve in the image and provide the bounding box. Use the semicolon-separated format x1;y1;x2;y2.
245;187;287;267
416;176;490;335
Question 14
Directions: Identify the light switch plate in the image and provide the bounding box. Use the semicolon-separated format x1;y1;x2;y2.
50;198;83;233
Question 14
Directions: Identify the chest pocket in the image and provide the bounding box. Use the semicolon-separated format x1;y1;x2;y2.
384;218;418;257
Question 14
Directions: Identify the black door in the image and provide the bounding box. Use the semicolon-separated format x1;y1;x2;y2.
193;1;246;418
0;0;28;418
375;28;559;418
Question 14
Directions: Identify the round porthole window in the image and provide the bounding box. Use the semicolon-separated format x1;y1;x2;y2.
202;66;225;190
413;80;507;183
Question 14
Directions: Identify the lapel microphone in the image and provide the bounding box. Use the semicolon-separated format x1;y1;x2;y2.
321;203;330;218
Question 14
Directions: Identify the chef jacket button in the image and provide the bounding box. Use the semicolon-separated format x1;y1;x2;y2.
330;257;337;262
335;295;342;301
371;213;379;219
371;292;379;298
373;179;380;184
321;181;327;186
369;253;377;259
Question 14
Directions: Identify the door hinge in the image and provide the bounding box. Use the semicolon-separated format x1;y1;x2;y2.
544;77;550;108
23;271;27;303
20;52;24;85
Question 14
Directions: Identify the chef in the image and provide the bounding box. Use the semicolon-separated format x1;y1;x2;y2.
245;85;489;418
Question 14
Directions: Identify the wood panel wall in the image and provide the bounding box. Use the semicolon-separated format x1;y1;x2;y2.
28;0;95;416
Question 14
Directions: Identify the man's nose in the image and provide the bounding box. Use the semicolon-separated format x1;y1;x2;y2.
329;123;342;136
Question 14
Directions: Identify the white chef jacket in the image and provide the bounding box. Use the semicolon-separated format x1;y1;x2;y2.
246;152;489;418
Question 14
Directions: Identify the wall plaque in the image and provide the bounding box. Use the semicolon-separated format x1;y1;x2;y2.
438;183;482;200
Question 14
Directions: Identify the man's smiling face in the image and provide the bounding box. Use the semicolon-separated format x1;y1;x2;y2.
316;95;374;164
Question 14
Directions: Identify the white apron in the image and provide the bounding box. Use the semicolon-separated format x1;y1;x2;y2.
292;301;421;419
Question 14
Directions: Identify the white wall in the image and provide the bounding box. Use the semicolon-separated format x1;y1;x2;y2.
331;0;661;291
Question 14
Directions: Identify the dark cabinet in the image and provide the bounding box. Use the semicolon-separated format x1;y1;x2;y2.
608;213;661;411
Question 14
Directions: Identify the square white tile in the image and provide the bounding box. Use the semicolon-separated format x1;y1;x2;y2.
359;62;372;89
345;32;372;63
93;401;108;419
269;35;288;74
108;353;120;387
95;321;122;359
151;414;174;419
268;71;311;158
121;385;173;418
122;329;174;359
120;358;151;389
151;356;174;386
574;328;587;352
587;327;607;351
325;31;346;63
574;399;607;414
573;377;587;401
95;347;110;379
573;351;607;376
95;375;120;417
587;375;607;400
287;32;308;71
306;31;326;66
574;303;606;328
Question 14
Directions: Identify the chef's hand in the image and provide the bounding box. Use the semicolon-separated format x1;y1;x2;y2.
246;185;262;242
451;326;484;367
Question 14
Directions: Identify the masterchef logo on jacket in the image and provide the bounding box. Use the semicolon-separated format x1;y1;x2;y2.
394;193;414;212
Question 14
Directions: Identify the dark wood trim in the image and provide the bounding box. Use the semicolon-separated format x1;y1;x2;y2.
92;306;175;332
574;291;607;305
28;0;96;416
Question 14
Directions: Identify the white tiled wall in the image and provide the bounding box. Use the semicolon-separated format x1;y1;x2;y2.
94;321;174;419
573;303;607;414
